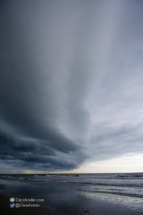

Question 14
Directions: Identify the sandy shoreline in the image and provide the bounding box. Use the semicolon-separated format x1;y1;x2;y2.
0;180;142;215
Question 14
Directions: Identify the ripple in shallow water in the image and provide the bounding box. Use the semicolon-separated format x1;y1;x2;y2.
80;191;143;213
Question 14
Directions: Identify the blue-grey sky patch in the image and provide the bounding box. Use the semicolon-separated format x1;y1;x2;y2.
0;0;143;173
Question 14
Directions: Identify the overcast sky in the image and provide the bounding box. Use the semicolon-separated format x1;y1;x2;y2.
0;0;143;173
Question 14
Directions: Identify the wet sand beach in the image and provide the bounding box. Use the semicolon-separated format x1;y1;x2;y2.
0;178;143;215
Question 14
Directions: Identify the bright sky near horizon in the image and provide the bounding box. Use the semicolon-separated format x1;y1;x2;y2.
0;0;143;173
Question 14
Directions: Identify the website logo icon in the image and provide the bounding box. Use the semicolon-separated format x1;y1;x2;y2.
10;197;15;202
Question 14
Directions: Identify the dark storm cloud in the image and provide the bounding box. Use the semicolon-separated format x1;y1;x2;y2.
0;130;85;171
0;0;91;172
0;0;143;172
